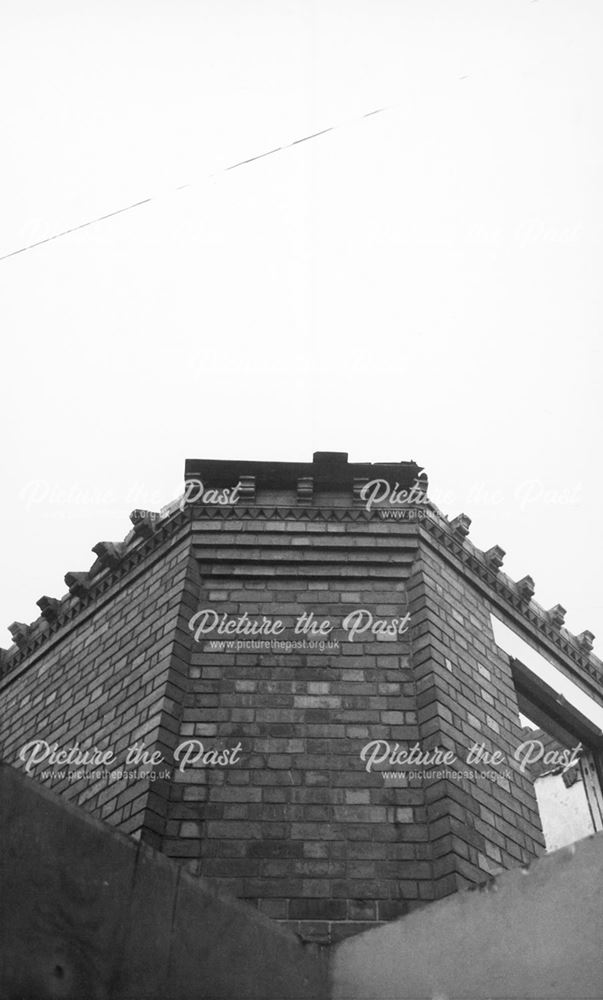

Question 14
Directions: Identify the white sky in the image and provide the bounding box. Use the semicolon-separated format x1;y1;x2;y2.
1;0;602;656
491;616;603;730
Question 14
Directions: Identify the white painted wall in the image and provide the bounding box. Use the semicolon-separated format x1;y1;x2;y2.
535;771;595;852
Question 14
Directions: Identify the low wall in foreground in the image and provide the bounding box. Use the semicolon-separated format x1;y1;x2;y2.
2;760;603;1000
0;763;327;1000
331;825;603;1000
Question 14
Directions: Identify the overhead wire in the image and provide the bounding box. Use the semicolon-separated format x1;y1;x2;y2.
0;106;391;264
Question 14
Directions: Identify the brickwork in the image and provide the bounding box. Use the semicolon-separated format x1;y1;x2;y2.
408;547;545;899
0;529;194;846
1;452;602;946
164;566;424;943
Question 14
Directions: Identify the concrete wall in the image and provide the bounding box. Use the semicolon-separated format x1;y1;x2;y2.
331;829;603;1000
3;759;603;1000
0;762;327;1000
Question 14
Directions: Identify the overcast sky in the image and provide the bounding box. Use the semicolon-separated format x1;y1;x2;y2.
1;0;601;659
